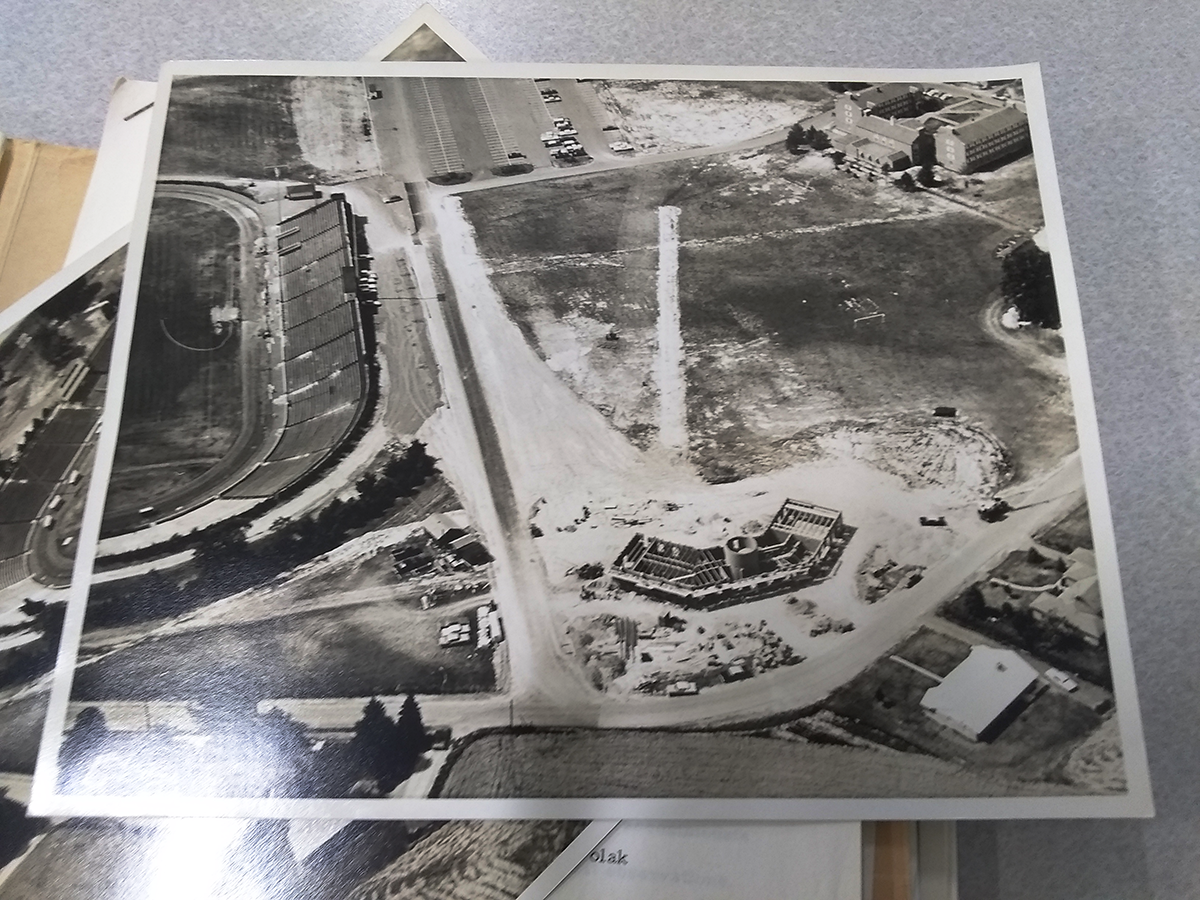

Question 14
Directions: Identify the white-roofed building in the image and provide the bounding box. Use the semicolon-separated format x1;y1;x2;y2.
920;645;1039;741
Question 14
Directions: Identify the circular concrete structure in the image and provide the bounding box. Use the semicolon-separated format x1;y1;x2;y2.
724;535;760;580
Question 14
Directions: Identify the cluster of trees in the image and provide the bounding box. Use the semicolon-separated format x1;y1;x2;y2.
897;164;939;192
348;695;433;796
90;441;438;628
255;440;438;569
1001;242;1061;329
950;584;1110;688
786;123;832;155
58;695;434;799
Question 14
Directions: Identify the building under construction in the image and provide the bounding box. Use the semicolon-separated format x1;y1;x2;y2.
612;499;847;608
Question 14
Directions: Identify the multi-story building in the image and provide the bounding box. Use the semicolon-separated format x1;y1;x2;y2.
828;84;1030;175
836;83;923;125
933;105;1030;174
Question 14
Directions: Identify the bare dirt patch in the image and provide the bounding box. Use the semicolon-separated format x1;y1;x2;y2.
595;80;833;153
292;77;378;180
456;147;978;453
566;610;802;694
1063;715;1127;792
682;213;1076;484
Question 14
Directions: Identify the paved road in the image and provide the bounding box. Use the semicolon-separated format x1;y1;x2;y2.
252;452;1085;734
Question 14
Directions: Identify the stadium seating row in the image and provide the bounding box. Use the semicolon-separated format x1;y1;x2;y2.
281;201;341;244
285;368;363;427
283;303;357;361
224;196;367;500
285;333;360;393
268;407;356;462
224;455;321;500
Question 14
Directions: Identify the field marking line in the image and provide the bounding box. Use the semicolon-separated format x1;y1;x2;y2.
654;205;687;455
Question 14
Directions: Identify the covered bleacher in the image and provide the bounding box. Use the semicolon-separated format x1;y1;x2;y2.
225;196;369;500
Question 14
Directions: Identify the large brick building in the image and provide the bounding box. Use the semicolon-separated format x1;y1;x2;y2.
830;84;1030;175
933;105;1031;174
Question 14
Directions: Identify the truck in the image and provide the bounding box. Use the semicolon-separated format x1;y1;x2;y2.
977;497;1011;522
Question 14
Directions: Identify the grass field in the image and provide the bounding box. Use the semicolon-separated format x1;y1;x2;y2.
160;75;319;180
1036;502;1095;553
824;628;1109;787
680;216;1076;482
459;147;1071;482
436;728;1073;799
71;599;495;704
108;196;243;512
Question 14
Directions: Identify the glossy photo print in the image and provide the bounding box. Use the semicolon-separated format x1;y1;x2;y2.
31;61;1150;821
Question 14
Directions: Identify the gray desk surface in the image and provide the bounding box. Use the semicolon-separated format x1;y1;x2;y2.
2;2;1198;897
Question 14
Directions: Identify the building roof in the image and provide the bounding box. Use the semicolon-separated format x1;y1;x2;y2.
948;105;1028;145
921;646;1038;737
422;509;471;541
1067;547;1096;570
855;114;922;145
1032;578;1104;643
851;83;919;110
1031;576;1105;640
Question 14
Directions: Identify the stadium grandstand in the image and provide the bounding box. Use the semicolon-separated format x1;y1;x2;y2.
612;499;846;608
0;407;97;588
225;195;370;500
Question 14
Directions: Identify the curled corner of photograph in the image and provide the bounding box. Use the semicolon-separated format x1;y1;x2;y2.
364;3;489;63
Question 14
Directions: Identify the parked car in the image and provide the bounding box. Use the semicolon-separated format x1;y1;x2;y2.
1045;668;1079;692
667;680;699;697
609;141;634;153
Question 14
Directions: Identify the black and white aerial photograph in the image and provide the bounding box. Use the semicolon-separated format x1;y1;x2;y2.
33;63;1151;819
0;236;597;899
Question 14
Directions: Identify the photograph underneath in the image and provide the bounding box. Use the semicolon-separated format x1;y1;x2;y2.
40;67;1143;815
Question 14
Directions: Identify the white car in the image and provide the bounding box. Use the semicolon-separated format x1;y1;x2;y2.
609;141;634;153
667;680;699;697
1044;667;1079;692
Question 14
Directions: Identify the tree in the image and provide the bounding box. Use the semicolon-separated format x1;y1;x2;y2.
394;693;432;780
917;163;938;188
349;697;399;788
807;128;832;151
1001;242;1060;328
785;123;809;155
962;584;987;619
897;171;917;192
